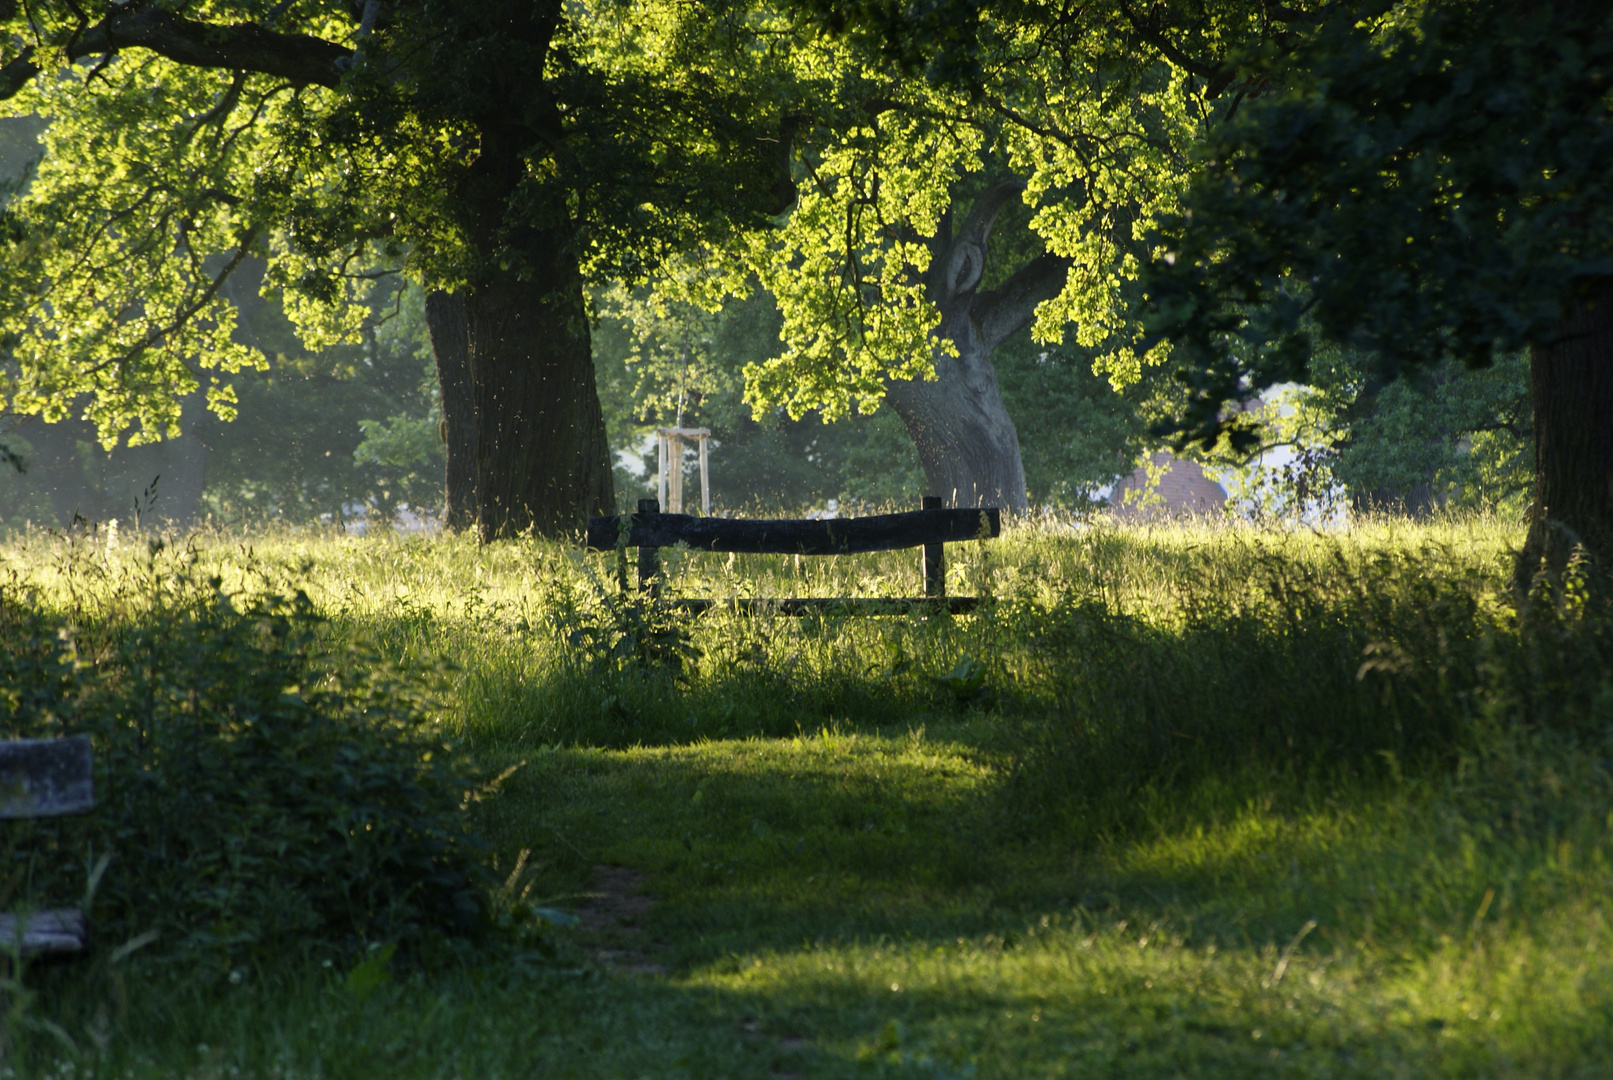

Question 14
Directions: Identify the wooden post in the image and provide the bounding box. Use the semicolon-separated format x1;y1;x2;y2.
637;498;661;596
657;434;668;515
669;434;685;513
921;495;945;598
699;433;710;517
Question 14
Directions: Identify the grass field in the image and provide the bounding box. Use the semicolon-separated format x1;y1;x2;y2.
2;515;1610;1078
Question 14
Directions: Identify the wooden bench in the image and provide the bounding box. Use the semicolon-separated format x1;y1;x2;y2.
585;496;1001;615
0;736;94;955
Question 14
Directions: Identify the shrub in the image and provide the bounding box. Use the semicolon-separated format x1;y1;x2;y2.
0;543;494;964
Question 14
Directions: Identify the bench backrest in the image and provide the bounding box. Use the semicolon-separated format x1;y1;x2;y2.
0;736;95;820
586;506;1001;555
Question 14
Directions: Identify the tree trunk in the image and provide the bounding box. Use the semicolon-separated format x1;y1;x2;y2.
882;178;1067;514
425;289;478;531
1517;289;1613;587
464;253;614;541
885;314;1028;513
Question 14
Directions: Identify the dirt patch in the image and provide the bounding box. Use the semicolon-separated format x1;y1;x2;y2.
576;865;667;975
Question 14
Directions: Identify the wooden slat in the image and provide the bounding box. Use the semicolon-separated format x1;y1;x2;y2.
671;596;982;616
586;507;1001;555
0;736;94;819
0;908;87;955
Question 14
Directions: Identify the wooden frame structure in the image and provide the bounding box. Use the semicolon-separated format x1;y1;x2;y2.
586;496;1001;615
656;426;711;516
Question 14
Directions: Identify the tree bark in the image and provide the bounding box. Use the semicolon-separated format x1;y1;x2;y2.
446;1;614;541
885;312;1030;513
464;254;614;541
425;289;478;531
1518;288;1613;587
882;179;1067;514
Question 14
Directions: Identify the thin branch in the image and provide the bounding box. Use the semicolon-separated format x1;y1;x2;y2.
77;226;261;378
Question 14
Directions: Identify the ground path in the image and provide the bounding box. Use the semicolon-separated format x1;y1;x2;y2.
451;720;1584;1078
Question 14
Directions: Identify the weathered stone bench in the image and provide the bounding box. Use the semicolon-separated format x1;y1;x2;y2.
585;496;1001;615
0;736;94;955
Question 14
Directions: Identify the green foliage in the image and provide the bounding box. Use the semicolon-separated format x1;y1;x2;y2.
595;283;1143;511
593;282;931;510
722;0;1294;422
0;540;494;964
1144;3;1613;446
199;270;444;525
0;0;808;450
992;326;1149;505
1208;350;1533;521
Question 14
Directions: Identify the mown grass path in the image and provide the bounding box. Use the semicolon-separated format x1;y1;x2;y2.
451;722;1607;1079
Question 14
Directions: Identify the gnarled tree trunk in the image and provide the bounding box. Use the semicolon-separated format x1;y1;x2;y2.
885;312;1028;513
882;178;1068;515
1518;289;1613;587
425;289;478;531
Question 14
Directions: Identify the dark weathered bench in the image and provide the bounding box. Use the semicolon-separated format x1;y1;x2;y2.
0;736;94;955
585;496;1001;615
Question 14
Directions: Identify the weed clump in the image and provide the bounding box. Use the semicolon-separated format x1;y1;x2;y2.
0;539;494;965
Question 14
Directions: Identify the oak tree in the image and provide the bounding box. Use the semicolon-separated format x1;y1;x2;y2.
0;0;801;537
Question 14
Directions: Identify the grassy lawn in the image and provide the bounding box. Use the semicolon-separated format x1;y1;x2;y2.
4;518;1610;1077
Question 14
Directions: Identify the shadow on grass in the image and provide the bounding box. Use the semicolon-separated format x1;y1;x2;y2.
26;727;1609;1078
440;730;1613;1078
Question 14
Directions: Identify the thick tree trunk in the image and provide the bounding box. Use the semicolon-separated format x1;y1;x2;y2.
464;254;614;541
884;179;1067;514
1518;289;1613;587
425;289;478;531
885;315;1028;513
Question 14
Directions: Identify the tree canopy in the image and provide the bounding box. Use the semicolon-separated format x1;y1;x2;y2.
1143;1;1613;446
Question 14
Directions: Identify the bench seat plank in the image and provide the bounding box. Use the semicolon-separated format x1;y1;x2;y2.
0;908;87;955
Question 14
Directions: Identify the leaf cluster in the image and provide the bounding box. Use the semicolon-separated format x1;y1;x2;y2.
0;0;816;447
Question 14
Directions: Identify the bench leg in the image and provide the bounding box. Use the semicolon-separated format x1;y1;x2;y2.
637;498;661;597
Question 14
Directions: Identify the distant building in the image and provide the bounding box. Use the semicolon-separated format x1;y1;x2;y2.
1109;450;1227;519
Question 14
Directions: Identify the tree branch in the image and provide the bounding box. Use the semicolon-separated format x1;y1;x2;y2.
0;48;38;102
931;176;1026;303
956;176;1025;250
78;226;262;378
70;7;351;88
973;252;1070;353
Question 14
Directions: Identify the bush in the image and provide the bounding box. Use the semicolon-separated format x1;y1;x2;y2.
0;542;494;964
